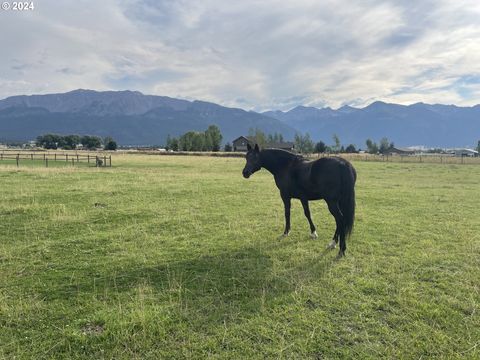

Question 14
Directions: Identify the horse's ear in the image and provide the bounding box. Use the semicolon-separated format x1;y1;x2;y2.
247;143;252;151
254;143;260;153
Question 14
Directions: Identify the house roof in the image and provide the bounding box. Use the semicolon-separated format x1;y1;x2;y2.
389;147;415;153
232;136;251;143
449;148;479;154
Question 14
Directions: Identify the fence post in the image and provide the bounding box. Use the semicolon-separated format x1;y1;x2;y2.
88;155;90;164
109;155;112;167
66;154;68;162
16;155;19;167
46;158;48;168
55;153;57;161
104;156;107;167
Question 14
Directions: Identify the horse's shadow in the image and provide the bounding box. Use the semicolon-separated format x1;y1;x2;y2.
52;242;337;322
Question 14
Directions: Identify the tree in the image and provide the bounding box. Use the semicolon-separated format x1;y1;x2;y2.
166;135;179;151
345;144;357;153
104;136;117;151
81;135;102;150
36;134;57;149
294;133;314;154
314;141;327;153
332;134;341;153
179;131;194;151
267;132;284;144
477;140;480;153
63;135;80;150
224;142;232;152
204;125;222;151
179;131;205;151
248;128;267;148
191;132;205;151
366;139;378;154
36;134;65;149
379;137;394;154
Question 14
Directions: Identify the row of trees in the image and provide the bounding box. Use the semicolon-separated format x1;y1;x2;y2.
166;125;223;152
293;133;398;155
36;134;117;150
365;137;395;154
246;128;285;148
293;133;359;154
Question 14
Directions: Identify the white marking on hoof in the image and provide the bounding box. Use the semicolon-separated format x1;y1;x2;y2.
277;233;289;240
327;239;337;249
310;231;318;239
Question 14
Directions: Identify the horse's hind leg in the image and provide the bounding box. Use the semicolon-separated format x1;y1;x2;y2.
301;199;317;238
327;201;344;253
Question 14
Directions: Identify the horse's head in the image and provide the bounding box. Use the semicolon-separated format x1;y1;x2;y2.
242;143;261;178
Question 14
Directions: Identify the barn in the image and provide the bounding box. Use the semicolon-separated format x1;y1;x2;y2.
386;147;416;155
448;148;479;157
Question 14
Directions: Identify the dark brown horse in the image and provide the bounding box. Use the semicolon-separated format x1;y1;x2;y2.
242;144;356;257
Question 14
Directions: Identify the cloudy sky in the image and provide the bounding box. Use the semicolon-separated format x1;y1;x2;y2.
1;0;480;110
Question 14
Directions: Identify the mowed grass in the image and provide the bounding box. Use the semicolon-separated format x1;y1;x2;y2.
0;154;479;359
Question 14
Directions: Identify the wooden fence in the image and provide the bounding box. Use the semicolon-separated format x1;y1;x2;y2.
0;151;112;167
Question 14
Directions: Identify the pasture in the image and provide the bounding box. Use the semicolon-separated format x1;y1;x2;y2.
0;154;479;359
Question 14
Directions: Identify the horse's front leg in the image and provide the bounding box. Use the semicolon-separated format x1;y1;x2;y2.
281;195;291;237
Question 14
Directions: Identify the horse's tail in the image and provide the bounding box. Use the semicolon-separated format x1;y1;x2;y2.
338;162;356;254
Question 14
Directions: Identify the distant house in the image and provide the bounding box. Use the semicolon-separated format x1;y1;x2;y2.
386;147;415;155
232;136;251;152
447;148;479;157
232;136;295;152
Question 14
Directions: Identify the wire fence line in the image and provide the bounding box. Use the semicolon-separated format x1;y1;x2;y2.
132;149;480;165
0;151;112;167
320;153;480;165
1;148;478;166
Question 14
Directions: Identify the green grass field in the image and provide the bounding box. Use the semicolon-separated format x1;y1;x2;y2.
1;155;479;359
0;159;93;168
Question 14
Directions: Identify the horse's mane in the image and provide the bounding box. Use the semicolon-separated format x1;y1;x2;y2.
261;148;305;163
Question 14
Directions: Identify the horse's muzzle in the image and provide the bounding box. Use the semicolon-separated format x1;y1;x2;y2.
242;169;251;178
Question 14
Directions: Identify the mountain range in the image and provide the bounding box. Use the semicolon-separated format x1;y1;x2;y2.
0;89;479;147
0;90;296;146
264;102;480;148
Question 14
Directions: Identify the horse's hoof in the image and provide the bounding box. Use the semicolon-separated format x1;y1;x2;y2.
327;240;336;249
277;233;289;240
310;231;318;239
336;250;345;259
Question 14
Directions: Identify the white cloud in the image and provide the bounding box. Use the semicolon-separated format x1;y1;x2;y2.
0;0;479;110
